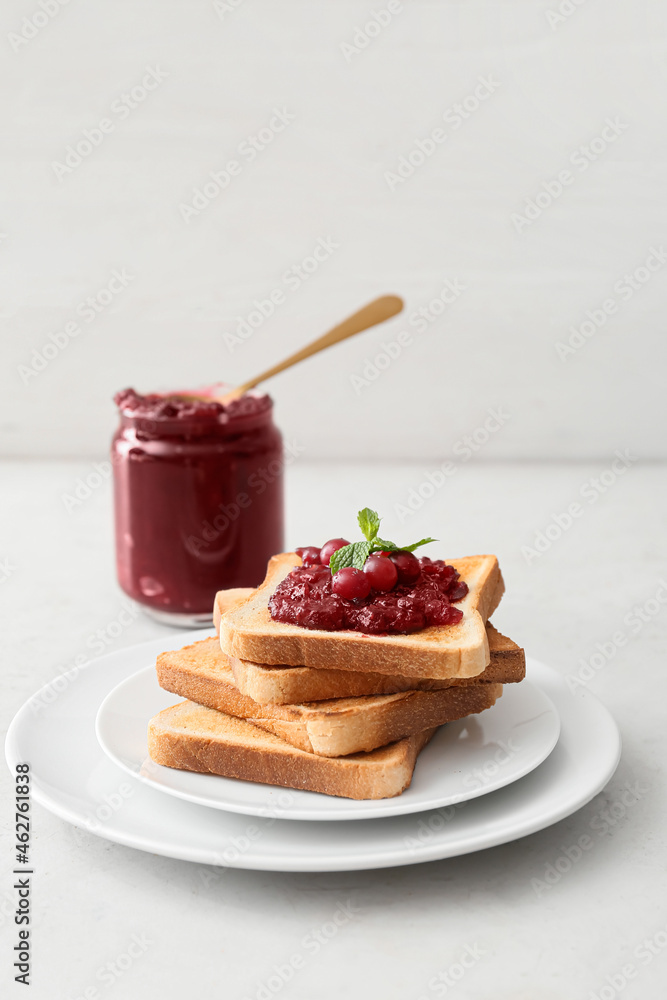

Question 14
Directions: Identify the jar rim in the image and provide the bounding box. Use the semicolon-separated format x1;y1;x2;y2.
114;388;274;436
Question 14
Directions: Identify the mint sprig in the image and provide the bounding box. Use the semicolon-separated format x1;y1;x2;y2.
357;507;381;540
328;508;436;574
402;538;437;552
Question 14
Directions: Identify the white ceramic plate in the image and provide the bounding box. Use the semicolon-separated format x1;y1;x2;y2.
95;658;561;821
5;632;621;872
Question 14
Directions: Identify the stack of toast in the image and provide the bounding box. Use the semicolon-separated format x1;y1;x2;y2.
148;553;525;800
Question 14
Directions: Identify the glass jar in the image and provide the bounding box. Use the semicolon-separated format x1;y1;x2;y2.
111;388;284;626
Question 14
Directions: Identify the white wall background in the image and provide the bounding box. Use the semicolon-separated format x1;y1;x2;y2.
1;0;666;460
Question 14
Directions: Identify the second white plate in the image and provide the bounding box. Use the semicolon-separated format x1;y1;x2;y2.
95;652;560;821
5;635;620;871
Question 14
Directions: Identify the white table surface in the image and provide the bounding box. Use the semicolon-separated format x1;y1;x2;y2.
2;459;666;1000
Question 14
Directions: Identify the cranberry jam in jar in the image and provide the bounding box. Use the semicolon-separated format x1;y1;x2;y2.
112;387;284;625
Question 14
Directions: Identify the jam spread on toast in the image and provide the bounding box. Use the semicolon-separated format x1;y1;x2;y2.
269;555;467;635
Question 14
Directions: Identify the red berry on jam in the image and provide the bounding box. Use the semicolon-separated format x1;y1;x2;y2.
390;550;421;585
363;554;398;592
299;546;321;567
332;566;371;601
319;538;350;566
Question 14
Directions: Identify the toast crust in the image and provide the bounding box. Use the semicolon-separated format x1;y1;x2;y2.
147;701;436;799
218;553;504;679
212;588;254;634
156;637;504;756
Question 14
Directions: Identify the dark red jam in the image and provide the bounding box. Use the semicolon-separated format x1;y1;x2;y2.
112;387;283;620
269;557;468;635
113;387;269;423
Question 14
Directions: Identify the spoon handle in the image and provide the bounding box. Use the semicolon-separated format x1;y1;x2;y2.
229;294;404;398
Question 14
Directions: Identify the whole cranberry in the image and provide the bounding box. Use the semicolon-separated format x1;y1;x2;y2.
363;554;398;592
332;567;371;601
299;546;321;567
390;550;421;585
319;538;350;566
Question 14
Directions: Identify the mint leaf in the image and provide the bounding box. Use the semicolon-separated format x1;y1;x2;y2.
351;541;372;569
371;538;399;552
329;541;372;574
357;508;380;541
402;537;437;553
329;543;355;573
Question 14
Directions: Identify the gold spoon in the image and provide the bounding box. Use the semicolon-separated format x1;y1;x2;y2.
218;294;404;405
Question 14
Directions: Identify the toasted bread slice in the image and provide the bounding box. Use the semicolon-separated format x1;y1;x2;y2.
147;701;435;799
218;552;504;679
156;637;503;757
213;592;523;703
229;623;524;705
212;588;254;633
